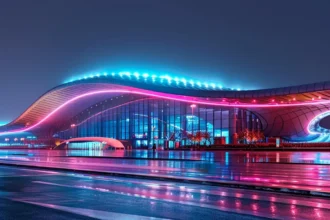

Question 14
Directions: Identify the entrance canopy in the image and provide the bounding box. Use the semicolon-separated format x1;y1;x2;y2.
57;137;125;150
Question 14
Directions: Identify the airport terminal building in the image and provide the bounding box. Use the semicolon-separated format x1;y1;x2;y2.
1;72;330;148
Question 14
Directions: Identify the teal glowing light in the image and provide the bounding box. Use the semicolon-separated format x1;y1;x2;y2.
0;122;8;126
64;70;241;91
189;80;194;86
181;78;187;85
161;75;172;83
166;76;172;81
133;72;140;78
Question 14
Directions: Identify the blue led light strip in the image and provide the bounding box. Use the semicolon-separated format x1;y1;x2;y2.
65;71;242;91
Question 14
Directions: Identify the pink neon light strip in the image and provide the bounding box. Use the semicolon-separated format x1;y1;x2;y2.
2;89;330;136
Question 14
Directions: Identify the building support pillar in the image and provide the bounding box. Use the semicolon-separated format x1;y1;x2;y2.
229;108;237;144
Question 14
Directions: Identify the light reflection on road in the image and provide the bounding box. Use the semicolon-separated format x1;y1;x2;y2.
1;150;330;194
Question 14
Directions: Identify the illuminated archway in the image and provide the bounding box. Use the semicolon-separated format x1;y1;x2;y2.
308;111;330;135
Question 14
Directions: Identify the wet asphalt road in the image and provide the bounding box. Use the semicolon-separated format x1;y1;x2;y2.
1;150;330;194
1;165;330;220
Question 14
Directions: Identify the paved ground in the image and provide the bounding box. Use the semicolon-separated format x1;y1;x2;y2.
1;165;330;219
2;149;330;164
1;150;330;194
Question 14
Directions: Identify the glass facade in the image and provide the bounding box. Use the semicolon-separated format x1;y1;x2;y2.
56;98;262;148
68;141;102;150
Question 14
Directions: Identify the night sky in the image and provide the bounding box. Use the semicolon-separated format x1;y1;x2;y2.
0;0;330;122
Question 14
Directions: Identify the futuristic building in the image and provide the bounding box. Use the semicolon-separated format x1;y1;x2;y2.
1;71;330;148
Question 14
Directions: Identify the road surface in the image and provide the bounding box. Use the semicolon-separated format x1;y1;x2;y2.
1;165;329;219
0;150;330;195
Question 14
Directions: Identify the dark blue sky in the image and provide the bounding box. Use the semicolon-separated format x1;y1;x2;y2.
0;0;330;122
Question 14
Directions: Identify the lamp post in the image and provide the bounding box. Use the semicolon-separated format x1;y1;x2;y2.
190;104;197;146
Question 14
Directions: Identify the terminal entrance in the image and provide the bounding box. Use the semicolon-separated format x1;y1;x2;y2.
134;139;148;149
68;141;102;150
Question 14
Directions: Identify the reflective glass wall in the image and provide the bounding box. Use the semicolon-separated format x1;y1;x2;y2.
56;98;262;148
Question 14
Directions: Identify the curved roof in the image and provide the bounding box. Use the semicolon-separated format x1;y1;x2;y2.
1;75;330;136
64;74;330;99
65;72;330;98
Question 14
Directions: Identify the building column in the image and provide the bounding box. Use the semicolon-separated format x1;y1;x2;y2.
129;100;134;144
116;108;120;140
229;108;237;144
147;100;152;148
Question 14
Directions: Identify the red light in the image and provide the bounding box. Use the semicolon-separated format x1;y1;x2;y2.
293;97;296;101
319;96;322;99
312;97;315;100
252;99;256;103
271;99;275;102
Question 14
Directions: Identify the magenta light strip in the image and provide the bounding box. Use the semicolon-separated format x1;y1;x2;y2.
2;89;330;136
